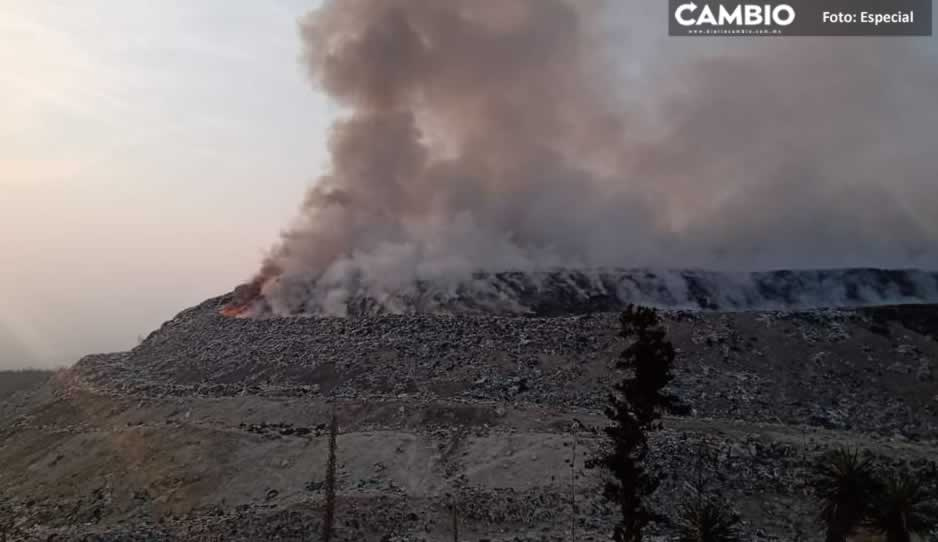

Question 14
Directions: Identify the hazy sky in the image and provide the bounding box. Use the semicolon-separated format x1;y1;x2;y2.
1;0;333;368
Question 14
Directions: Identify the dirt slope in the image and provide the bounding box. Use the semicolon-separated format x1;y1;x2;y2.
1;303;937;541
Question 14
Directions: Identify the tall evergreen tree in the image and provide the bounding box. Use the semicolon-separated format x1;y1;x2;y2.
590;305;678;542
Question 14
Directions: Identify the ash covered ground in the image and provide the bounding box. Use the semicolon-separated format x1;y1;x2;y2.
1;269;937;541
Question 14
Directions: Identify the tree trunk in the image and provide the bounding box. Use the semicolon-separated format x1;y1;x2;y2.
322;406;338;542
451;505;459;542
571;433;576;542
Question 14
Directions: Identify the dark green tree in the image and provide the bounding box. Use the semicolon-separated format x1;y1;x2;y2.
590;305;678;542
810;448;878;542
867;468;938;542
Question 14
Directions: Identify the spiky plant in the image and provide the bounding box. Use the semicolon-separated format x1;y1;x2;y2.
867;468;938;542
810;448;879;542
674;495;742;542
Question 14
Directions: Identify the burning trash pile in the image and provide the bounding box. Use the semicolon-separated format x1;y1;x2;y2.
222;0;937;318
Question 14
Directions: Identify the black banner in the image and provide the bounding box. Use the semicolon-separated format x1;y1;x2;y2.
669;0;932;36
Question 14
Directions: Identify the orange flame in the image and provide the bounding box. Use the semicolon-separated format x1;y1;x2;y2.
219;278;264;317
220;304;253;318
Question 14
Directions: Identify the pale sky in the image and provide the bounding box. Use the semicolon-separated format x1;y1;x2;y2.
1;0;334;368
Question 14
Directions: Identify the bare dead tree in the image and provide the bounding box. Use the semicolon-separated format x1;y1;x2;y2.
674;444;742;542
448;473;470;542
322;403;338;542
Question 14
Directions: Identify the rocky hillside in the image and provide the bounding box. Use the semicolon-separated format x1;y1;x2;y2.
0;370;52;402
1;293;937;540
78;295;938;438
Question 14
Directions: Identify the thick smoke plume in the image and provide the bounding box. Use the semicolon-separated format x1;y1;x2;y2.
242;0;938;315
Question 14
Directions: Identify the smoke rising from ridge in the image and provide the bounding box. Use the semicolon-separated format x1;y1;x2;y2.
250;0;938;314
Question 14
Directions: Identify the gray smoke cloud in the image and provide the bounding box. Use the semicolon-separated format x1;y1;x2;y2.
247;0;938;314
